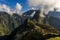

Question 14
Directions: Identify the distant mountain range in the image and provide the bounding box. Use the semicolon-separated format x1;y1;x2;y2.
23;9;60;31
0;9;60;40
48;9;60;18
0;9;60;36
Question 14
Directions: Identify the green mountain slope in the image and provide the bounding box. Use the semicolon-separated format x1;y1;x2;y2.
0;12;23;36
5;18;60;40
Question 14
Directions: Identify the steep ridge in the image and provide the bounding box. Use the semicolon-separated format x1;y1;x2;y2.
0;12;23;36
5;18;60;40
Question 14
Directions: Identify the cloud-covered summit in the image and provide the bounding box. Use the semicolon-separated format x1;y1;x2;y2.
0;3;22;15
13;3;22;14
27;0;60;17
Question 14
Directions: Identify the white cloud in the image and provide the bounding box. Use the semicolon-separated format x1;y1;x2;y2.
27;0;56;7
27;0;60;11
27;0;60;17
0;4;12;14
3;4;12;13
13;3;22;15
16;3;22;10
54;0;60;9
27;0;41;7
0;3;22;15
0;4;3;11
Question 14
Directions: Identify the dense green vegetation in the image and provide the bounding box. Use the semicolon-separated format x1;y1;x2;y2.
5;18;60;40
0;11;60;40
0;12;23;36
47;37;60;40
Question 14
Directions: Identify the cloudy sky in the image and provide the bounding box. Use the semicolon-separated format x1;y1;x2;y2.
0;0;28;11
0;0;28;14
0;0;60;14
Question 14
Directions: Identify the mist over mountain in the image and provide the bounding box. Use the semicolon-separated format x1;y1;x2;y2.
23;9;60;31
0;8;60;40
1;0;60;40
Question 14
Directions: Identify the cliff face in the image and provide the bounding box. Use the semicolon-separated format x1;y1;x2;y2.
0;12;23;36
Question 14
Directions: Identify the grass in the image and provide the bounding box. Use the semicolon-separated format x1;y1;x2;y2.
47;37;60;40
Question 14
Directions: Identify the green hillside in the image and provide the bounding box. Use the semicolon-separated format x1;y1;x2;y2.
0;12;23;36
